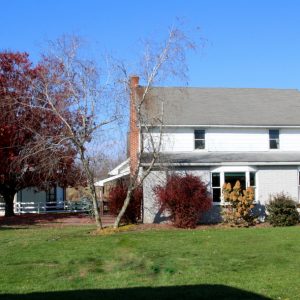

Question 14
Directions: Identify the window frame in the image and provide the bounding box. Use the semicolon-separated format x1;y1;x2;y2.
194;129;206;150
249;171;257;201
224;172;247;191
211;172;221;203
46;187;57;204
211;168;257;205
269;129;280;150
298;171;300;202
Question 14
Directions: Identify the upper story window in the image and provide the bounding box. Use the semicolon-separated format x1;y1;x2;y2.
194;129;205;149
269;129;280;149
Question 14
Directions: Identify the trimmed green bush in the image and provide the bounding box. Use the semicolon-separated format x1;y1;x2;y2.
266;192;299;226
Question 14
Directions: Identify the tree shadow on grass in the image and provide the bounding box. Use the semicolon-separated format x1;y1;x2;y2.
0;284;272;300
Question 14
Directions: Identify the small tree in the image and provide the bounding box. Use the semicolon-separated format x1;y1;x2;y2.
222;181;255;226
154;173;212;228
108;182;142;224
266;192;299;226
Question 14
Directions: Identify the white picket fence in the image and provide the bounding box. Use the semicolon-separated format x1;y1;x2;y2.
0;200;92;215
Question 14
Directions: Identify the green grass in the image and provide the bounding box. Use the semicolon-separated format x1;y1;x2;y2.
0;225;300;299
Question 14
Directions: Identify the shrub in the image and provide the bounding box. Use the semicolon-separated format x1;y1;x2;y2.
266;192;299;226
154;173;212;228
222;181;255;226
108;182;142;224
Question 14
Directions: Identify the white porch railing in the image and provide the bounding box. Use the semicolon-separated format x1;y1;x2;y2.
0;200;93;215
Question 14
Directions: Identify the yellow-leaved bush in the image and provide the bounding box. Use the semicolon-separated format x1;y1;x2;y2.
222;180;256;226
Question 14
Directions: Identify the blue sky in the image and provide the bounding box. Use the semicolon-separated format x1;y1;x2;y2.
1;0;300;89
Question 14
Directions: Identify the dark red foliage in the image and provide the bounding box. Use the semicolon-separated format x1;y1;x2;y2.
0;52;83;216
108;182;142;224
154;173;212;228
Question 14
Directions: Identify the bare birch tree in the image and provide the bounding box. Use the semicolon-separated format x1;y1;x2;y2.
113;25;199;228
22;36;120;229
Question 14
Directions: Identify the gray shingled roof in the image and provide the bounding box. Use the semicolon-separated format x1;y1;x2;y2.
143;87;300;126
141;152;300;165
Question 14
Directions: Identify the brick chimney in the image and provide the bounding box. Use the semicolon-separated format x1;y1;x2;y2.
129;75;140;174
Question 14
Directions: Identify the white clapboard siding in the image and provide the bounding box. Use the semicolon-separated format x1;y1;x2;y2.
143;127;300;152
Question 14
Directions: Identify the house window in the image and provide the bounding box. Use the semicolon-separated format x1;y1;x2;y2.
250;172;256;187
211;169;257;204
298;171;300;202
194;129;205;149
250;172;256;200
269;129;279;149
46;187;57;210
212;172;221;202
224;172;246;191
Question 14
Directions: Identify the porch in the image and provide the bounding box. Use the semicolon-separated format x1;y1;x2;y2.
0;199;112;217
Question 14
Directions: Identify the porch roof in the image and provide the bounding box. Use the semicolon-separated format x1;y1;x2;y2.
141;152;300;166
94;171;130;187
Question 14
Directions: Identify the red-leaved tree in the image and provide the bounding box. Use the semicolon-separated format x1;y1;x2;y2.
108;182;142;224
154;173;212;228
0;52;82;216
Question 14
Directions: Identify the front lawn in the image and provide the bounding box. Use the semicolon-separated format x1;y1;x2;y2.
0;225;299;299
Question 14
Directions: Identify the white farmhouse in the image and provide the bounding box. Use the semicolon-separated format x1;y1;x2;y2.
99;76;300;223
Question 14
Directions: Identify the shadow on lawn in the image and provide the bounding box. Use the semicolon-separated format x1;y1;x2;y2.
0;284;272;300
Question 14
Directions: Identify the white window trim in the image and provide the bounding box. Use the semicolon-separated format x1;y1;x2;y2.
269;129;280;150
297;168;300;203
210;166;258;205
211;172;222;205
194;129;206;151
211;166;257;173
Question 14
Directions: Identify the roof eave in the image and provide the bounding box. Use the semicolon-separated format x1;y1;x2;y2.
141;124;300;128
141;161;300;167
